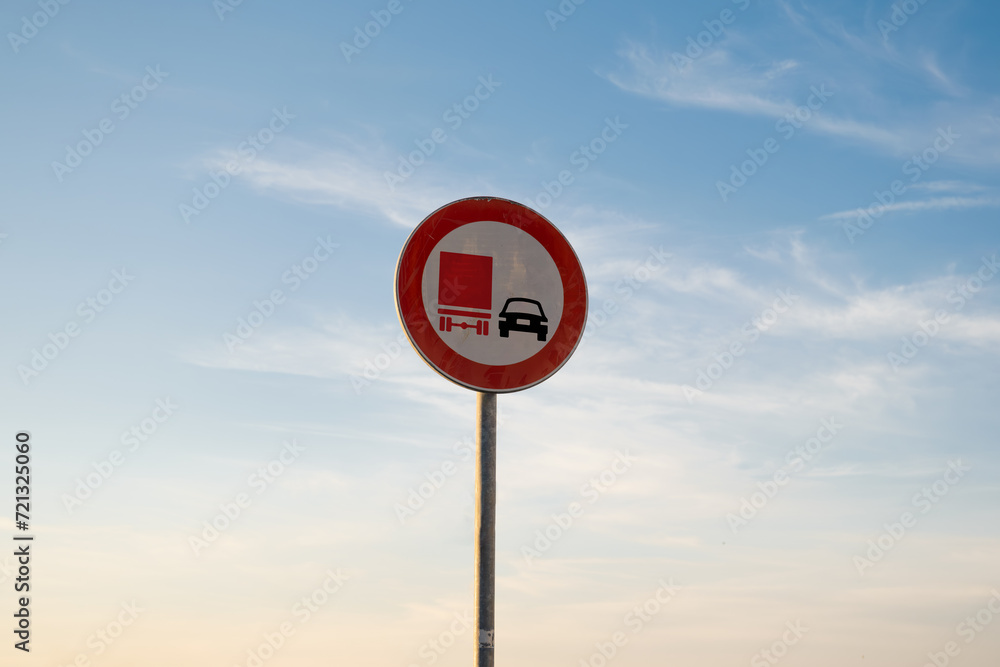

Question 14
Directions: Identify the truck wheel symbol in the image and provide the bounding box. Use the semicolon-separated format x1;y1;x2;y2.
441;316;489;336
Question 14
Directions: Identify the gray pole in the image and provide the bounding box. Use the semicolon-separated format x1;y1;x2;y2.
475;391;497;667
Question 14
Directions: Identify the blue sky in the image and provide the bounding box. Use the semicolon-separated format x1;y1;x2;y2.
1;0;999;665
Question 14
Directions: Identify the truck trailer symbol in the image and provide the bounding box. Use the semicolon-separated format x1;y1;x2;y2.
437;251;492;336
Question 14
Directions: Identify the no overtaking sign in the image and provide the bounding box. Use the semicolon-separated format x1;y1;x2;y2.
395;197;587;392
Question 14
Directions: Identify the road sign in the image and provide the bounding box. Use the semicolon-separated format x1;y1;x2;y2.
395;196;587;393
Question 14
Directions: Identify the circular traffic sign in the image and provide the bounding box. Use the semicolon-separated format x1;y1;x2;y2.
395;197;587;392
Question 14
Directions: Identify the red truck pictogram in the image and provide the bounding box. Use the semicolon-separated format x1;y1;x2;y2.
438;251;493;336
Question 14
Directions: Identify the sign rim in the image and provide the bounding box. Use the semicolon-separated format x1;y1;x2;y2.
394;196;587;393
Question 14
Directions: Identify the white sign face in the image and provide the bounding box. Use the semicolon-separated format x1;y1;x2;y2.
420;220;564;366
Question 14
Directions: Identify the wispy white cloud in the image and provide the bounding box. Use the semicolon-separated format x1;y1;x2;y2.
206;137;492;227
186;232;1000;407
605;43;797;118
605;41;907;152
907;180;993;194
605;10;1000;166
821;195;1000;220
181;314;409;379
920;52;966;97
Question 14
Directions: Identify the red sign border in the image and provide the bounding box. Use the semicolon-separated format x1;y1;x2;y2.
395;197;588;393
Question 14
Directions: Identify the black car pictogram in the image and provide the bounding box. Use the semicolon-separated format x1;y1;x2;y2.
498;298;548;342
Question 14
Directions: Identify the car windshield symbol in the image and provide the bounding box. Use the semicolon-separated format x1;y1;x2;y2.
498;298;548;342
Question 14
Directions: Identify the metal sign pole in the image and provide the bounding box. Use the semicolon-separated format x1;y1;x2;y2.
475;391;497;667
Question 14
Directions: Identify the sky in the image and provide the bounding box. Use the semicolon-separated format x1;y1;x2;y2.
1;0;999;665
